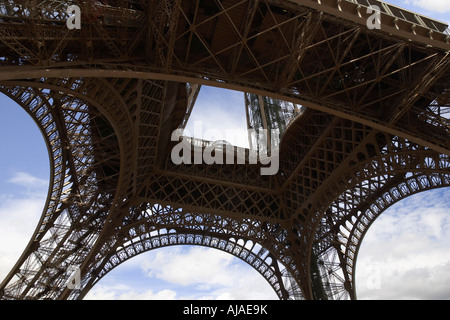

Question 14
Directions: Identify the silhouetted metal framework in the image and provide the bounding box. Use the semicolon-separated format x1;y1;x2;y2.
245;93;303;152
0;0;448;300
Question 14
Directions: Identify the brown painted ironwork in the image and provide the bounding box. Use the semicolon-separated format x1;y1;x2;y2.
0;0;449;300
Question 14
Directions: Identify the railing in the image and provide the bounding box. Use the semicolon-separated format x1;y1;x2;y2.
347;0;449;34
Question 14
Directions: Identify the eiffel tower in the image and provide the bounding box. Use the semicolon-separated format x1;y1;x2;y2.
0;0;449;300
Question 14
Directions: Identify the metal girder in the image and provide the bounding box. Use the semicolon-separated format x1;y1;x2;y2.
0;0;449;300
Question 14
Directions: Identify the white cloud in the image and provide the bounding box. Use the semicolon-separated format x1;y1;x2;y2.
356;189;450;300
0;194;45;281
8;171;48;188
0;172;48;282
138;246;278;300
85;284;178;300
141;247;234;287
144;247;277;299
86;246;279;300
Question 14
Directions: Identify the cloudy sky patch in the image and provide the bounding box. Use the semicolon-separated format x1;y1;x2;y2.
356;188;450;300
85;246;278;300
403;0;450;13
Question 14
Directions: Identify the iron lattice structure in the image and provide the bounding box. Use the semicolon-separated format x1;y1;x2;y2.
0;0;449;300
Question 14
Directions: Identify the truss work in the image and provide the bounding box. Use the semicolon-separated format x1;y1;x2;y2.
0;0;449;300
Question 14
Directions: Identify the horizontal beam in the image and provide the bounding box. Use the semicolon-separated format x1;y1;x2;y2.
290;0;450;50
1;67;447;156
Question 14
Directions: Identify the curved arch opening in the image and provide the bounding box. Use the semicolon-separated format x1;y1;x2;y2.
356;188;450;300
84;245;279;300
0;93;50;282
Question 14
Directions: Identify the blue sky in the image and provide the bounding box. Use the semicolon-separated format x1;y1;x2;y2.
388;0;450;23
0;0;449;300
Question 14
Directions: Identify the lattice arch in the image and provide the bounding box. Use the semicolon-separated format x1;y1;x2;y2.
308;165;450;299
80;227;303;300
0;0;449;302
71;203;304;300
270;126;450;299
0;79;127;300
342;173;449;299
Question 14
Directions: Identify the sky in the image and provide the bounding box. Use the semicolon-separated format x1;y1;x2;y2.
0;0;449;301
